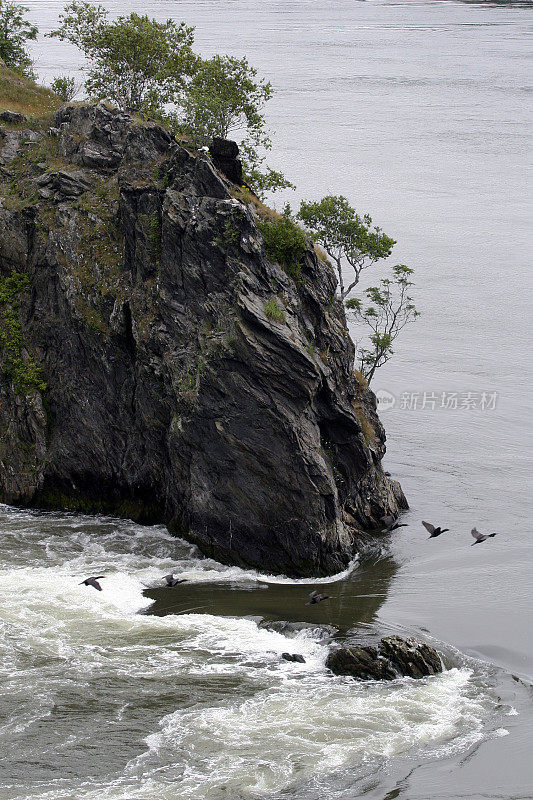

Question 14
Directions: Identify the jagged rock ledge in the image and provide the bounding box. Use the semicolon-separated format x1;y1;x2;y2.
0;100;407;577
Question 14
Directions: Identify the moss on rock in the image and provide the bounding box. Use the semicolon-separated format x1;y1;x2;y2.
0;271;46;394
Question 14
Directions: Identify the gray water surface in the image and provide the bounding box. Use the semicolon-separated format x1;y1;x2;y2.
2;0;532;798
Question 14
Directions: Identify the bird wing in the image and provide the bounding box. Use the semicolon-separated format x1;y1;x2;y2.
309;590;318;598
471;528;482;540
163;574;174;584
422;521;435;534
381;515;394;527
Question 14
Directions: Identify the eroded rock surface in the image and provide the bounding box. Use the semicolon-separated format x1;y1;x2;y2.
0;102;407;576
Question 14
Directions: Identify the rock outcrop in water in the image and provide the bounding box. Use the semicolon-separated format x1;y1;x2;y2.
0;98;407;576
326;636;443;680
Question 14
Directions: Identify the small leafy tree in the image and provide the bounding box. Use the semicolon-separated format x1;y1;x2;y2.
50;3;196;114
51;75;78;102
239;139;294;199
346;265;420;383
297;195;395;300
181;54;271;142
180;54;292;197
0;0;37;78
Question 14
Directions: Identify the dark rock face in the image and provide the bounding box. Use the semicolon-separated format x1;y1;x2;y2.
209;137;243;185
36;170;92;200
326;636;443;680
0;102;407;576
0;111;27;125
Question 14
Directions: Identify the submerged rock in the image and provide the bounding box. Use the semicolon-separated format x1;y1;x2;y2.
281;652;306;663
326;636;443;680
0;101;407;577
260;620;338;641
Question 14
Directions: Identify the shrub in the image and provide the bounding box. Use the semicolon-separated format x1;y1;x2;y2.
257;215;307;283
50;75;77;102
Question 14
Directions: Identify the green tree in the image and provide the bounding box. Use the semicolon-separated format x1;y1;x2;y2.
297;195;395;301
50;3;196;115
181;54;271;142
0;0;37;78
180;54;293;197
346;265;420;383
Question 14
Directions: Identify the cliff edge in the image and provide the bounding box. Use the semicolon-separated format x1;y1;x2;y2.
0;98;407;576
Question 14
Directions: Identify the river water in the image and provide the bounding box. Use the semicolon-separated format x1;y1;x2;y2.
2;1;532;798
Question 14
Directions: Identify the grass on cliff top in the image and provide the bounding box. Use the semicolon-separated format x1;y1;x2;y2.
0;64;61;119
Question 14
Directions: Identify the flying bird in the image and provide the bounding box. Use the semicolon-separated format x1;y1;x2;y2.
381;515;408;532
422;521;450;538
471;528;497;546
163;573;187;587
305;590;329;605
80;576;104;591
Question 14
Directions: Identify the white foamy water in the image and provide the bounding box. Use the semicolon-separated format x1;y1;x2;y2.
0;507;507;800
126;669;488;800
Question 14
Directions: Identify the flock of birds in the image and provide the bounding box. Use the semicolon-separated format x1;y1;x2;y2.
79;572;187;592
79;518;497;594
381;515;498;545
78;518;498;666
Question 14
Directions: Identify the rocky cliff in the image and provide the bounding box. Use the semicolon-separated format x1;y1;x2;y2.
0;100;406;576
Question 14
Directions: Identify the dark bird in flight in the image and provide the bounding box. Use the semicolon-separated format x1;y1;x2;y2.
422;521;450;538
80;576;104;591
471;528;497;546
282;653;306;663
381;515;408;532
163;573;187;587
305;590;329;605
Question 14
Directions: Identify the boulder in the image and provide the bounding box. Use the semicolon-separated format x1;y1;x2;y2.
210;138;239;159
281;653;306;663
380;635;443;678
209;137;243;185
326;636;443;680
0;110;28;125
